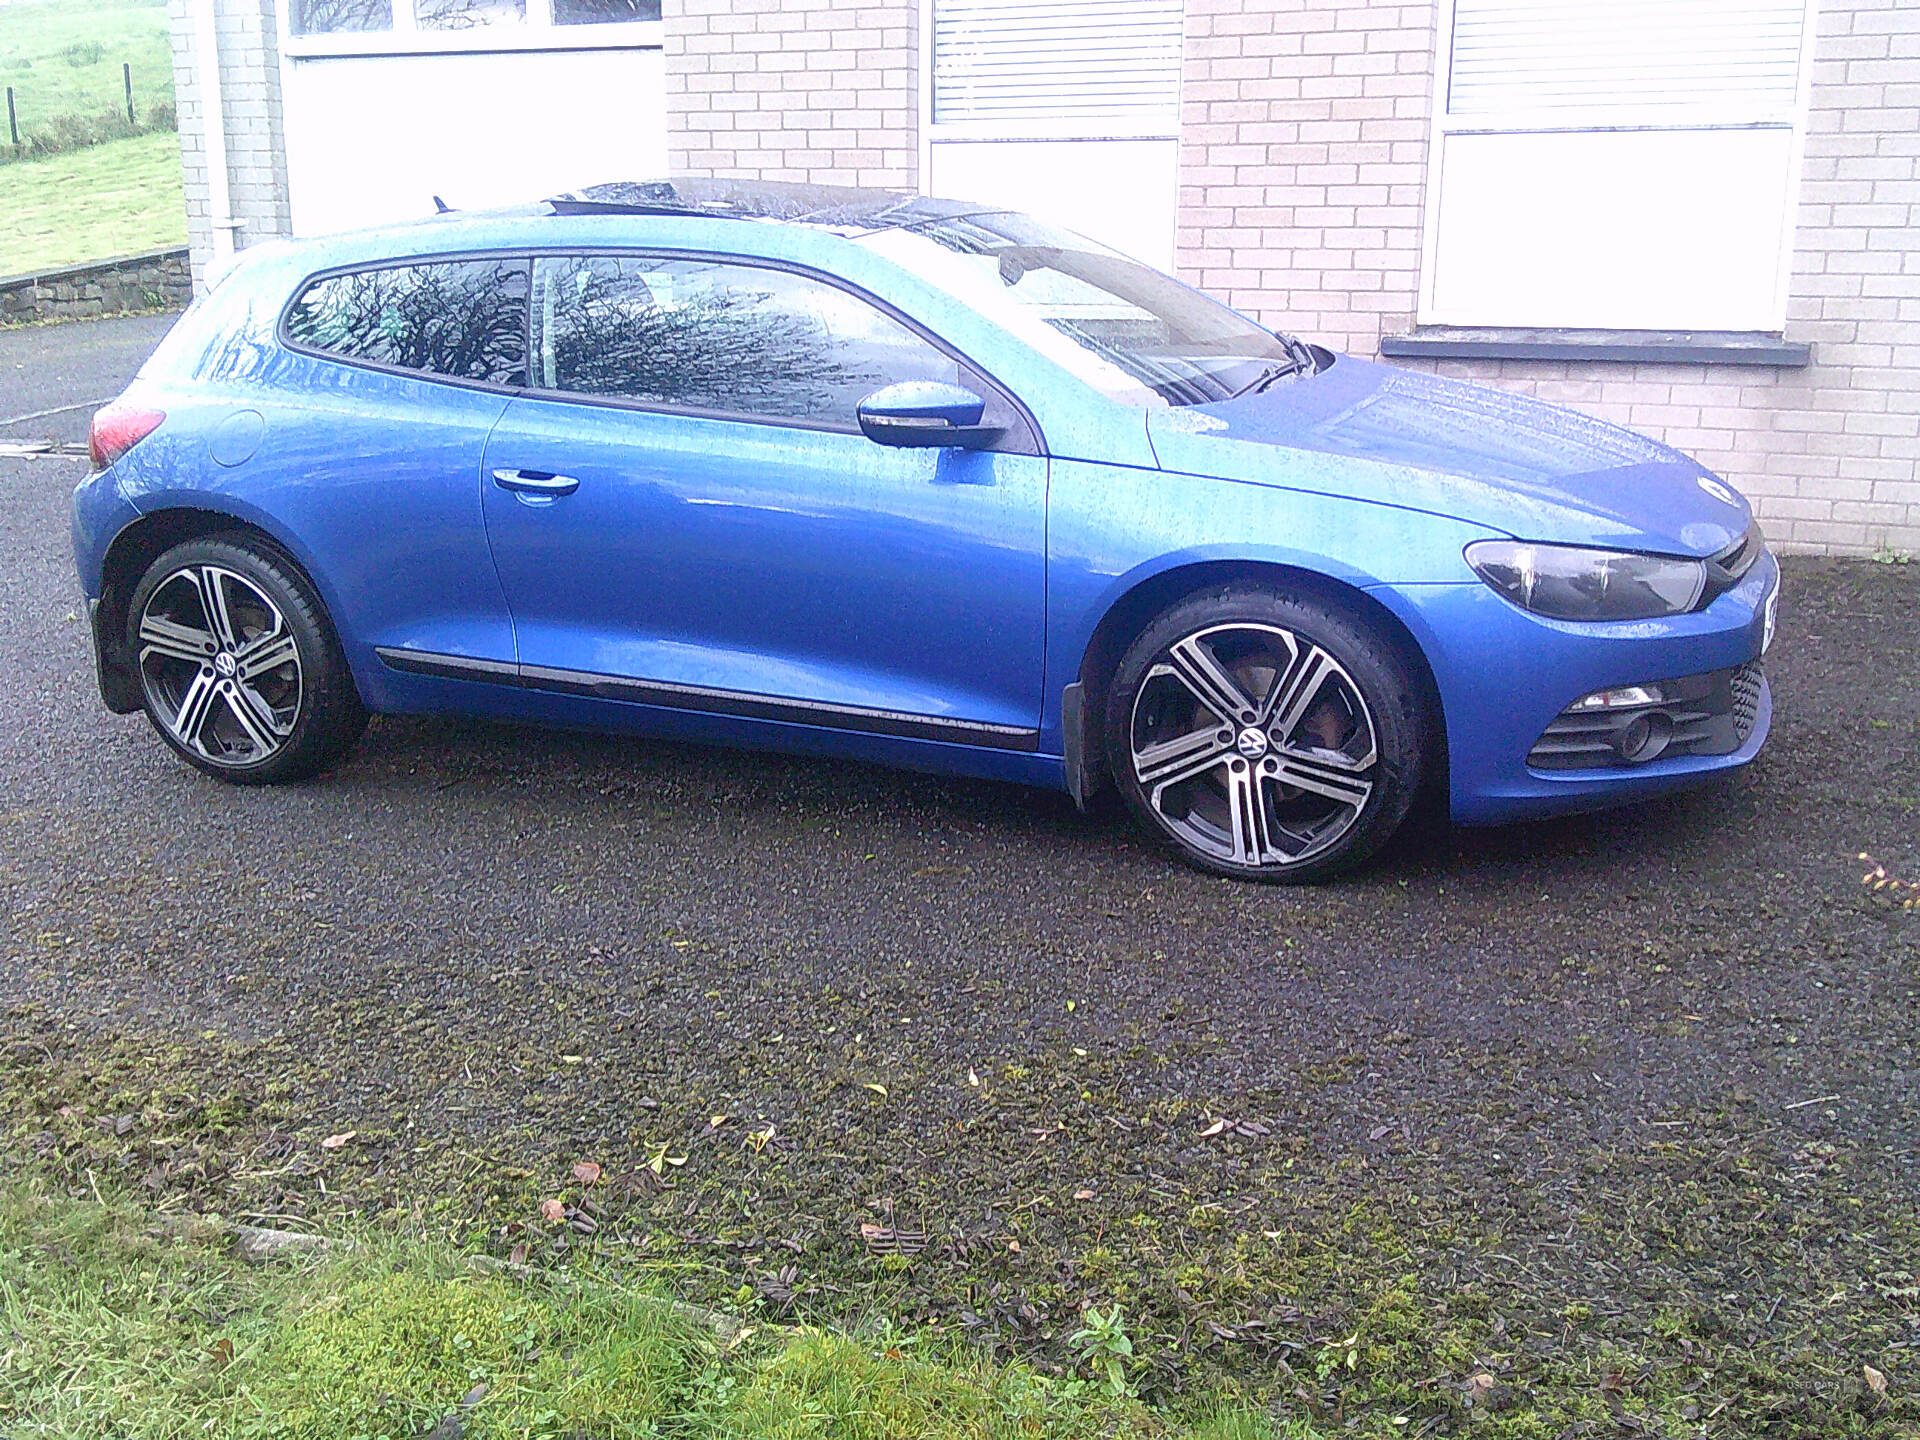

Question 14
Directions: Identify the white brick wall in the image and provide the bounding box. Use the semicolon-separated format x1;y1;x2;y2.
1177;0;1920;554
168;0;292;287
663;0;918;189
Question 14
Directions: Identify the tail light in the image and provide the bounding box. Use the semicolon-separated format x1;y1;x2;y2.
88;402;166;470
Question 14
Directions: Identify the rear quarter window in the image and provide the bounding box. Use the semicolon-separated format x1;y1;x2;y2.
284;258;530;386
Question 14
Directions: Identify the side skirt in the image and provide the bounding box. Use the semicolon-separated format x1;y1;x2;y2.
374;647;1041;754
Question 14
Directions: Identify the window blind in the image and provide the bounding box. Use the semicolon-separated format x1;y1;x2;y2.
1448;0;1807;115
932;0;1183;125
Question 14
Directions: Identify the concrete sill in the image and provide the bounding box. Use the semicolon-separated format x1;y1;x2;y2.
1378;328;1813;368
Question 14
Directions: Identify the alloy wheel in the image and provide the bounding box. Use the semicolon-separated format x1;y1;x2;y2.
1128;622;1379;868
136;563;303;766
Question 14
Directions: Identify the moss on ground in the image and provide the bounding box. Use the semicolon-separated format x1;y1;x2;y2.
2;1009;1912;1438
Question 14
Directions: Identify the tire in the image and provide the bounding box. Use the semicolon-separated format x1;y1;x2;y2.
1103;585;1426;882
125;533;368;784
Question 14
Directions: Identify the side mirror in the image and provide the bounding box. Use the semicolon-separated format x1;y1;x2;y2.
856;381;1003;450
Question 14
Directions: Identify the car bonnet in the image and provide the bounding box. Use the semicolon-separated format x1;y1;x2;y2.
1145;354;1752;558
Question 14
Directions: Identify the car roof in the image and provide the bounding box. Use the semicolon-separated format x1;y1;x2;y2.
540;178;1006;234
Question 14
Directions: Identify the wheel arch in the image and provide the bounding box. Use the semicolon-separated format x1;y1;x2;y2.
1069;559;1449;803
96;506;332;713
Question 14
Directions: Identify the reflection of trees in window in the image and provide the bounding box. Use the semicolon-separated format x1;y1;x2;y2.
290;0;392;35
536;259;949;425
552;0;660;22
287;261;529;385
417;0;525;29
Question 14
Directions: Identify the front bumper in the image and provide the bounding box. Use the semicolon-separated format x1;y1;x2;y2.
1373;551;1778;826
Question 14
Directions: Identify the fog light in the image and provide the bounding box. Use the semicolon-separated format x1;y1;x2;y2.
1615;711;1673;763
1570;683;1665;712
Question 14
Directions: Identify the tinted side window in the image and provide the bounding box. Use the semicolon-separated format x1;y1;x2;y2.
530;255;959;426
286;259;530;385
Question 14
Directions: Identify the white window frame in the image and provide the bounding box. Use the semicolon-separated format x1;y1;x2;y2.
1415;0;1821;333
915;0;1187;266
281;0;662;60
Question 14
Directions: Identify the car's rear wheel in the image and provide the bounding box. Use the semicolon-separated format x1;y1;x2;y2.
127;534;367;784
1105;586;1427;882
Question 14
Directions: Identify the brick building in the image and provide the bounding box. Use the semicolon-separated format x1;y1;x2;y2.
169;0;1920;553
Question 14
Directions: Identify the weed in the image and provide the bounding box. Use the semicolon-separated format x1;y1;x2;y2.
1069;1305;1138;1399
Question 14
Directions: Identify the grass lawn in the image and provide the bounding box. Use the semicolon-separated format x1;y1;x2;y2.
0;0;173;143
0;127;184;274
0;1170;1282;1440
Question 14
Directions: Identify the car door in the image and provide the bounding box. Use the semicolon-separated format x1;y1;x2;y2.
478;251;1048;746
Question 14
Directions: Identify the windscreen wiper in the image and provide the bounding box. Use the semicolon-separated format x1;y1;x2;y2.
1229;334;1321;398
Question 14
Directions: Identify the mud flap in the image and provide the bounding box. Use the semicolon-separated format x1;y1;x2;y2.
89;597;143;714
1062;681;1095;811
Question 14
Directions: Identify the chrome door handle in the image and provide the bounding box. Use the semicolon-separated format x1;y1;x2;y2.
492;468;579;496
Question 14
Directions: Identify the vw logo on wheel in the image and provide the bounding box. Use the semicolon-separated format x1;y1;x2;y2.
1236;727;1270;759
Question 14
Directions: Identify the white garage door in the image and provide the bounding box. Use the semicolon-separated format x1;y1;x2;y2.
279;0;666;235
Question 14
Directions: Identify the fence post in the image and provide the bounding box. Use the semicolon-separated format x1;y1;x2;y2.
6;87;17;149
124;63;136;125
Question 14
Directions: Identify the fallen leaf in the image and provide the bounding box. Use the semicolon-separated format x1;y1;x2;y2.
1369;1122;1396;1140
540;1198;567;1223
863;1083;888;1097
967;1067;980;1087
508;1241;529;1265
860;1221;927;1255
707;1114;731;1132
1199;1118;1229;1137
319;1131;355;1150
645;1142;688;1176
571;1161;602;1185
1007;1239;1022;1253
1865;1364;1887;1395
1073;1188;1095;1200
207;1338;234;1370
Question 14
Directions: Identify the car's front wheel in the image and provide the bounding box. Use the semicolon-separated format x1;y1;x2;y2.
126;534;367;784
1105;586;1427;882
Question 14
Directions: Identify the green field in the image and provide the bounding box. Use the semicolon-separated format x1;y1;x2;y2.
0;0;174;147
0;128;185;275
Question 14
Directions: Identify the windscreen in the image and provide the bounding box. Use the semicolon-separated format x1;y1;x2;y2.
859;212;1318;407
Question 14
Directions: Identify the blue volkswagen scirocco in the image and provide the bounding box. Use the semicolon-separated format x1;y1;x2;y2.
71;180;1776;881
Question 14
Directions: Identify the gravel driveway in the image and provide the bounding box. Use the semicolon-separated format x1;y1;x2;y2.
3;314;1916;1437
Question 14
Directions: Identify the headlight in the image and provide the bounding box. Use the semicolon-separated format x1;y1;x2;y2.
1465;540;1707;621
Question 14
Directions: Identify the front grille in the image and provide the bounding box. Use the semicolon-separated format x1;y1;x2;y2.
1528;663;1763;771
1730;660;1764;739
